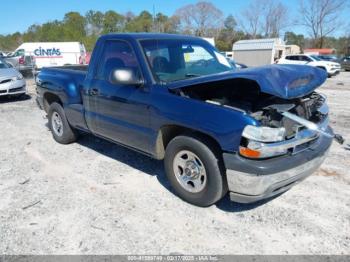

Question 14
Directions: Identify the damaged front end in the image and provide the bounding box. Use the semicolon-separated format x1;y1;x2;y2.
168;65;343;203
173;66;343;159
240;92;337;159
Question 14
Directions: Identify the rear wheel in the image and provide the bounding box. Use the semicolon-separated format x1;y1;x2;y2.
48;102;78;144
164;135;227;207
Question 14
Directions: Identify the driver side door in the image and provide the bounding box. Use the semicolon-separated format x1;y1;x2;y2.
88;40;153;154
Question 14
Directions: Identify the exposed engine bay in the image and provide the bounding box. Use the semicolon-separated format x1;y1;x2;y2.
250;92;327;139
178;78;330;141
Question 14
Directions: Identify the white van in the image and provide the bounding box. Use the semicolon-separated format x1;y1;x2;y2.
15;42;87;69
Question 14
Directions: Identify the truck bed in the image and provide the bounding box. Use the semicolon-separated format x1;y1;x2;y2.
38;65;88;107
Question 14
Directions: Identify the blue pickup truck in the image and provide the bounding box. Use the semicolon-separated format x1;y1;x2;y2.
36;33;338;207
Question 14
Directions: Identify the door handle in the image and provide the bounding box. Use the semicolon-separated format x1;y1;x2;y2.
89;88;99;96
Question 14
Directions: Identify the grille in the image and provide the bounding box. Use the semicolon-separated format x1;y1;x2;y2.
9;87;24;93
292;137;318;155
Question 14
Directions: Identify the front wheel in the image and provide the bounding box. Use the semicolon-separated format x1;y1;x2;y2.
164;135;227;207
48;102;78;144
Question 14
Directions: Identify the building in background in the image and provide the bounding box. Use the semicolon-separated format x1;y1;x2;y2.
285;45;301;55
304;48;336;55
232;38;286;67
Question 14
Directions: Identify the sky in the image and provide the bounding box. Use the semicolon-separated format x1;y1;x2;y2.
0;0;348;37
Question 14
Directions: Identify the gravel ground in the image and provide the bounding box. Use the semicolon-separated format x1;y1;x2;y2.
0;73;349;255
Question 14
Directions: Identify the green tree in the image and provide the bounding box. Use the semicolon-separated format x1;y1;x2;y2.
0;33;22;51
62;12;87;41
22;24;41;42
38;21;64;41
103;11;125;34
125;11;153;32
86;10;104;36
154;13;168;32
284;31;305;50
224;15;237;31
82;35;98;51
217;15;238;51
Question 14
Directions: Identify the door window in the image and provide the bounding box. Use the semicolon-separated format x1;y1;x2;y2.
299;55;312;62
286;56;296;60
96;40;140;80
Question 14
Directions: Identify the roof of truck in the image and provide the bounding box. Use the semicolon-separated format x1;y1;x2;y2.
100;33;204;41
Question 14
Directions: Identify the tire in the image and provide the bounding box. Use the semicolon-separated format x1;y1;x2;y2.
48;102;78;144
164;135;227;207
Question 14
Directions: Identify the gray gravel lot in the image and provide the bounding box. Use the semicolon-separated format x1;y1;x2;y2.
0;73;349;254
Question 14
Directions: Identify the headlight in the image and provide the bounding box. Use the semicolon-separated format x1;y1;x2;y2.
240;141;288;159
12;74;23;81
242;125;285;142
240;125;287;159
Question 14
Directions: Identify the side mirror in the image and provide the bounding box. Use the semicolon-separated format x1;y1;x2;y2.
110;69;143;86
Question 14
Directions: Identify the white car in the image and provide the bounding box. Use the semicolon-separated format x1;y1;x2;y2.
278;54;341;77
0;58;26;97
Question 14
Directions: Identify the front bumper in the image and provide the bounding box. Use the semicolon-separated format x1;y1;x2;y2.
0;79;26;96
223;129;333;203
328;68;340;76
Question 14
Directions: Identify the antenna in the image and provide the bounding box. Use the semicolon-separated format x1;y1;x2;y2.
153;4;156;32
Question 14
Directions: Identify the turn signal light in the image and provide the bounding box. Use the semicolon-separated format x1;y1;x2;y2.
239;147;261;158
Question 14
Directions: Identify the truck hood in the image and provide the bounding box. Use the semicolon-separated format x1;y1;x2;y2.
167;64;327;99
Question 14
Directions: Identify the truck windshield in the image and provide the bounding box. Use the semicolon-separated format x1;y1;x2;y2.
140;39;234;83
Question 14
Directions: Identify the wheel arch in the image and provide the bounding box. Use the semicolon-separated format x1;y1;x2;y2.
43;92;63;113
154;124;223;160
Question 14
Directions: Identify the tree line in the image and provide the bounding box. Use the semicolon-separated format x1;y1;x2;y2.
0;0;349;54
